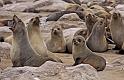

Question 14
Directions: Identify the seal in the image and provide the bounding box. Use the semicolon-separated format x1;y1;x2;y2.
109;11;124;49
46;23;66;53
86;18;108;52
72;35;106;71
85;13;98;35
27;17;62;62
9;15;57;67
46;11;85;21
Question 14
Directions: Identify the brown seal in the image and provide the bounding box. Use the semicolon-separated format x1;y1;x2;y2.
85;13;98;35
9;15;58;67
72;35;106;71
27;17;62;62
46;23;66;53
109;10;124;50
86;18;108;52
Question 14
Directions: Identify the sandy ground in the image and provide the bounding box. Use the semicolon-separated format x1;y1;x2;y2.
0;49;124;80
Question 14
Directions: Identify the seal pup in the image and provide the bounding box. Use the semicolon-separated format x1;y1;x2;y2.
109;11;124;50
9;15;56;67
27;17;62;62
72;36;106;71
46;23;66;53
86;18;108;52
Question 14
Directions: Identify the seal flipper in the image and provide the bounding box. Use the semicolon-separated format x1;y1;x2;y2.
73;57;82;66
0;36;4;42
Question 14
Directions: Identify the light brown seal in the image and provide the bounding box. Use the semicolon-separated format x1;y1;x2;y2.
72;35;106;71
86;18;108;52
46;23;66;53
109;10;124;50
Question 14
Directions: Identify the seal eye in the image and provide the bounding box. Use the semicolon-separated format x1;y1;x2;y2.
78;38;81;42
57;28;60;30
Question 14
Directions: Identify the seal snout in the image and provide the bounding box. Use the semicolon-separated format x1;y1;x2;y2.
73;39;79;46
113;12;119;19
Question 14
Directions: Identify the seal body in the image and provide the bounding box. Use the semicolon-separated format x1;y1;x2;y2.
86;18;108;52
72;36;106;71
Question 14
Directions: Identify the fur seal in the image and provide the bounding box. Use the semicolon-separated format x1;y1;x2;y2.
109;11;124;49
27;17;62;62
86;18;108;52
64;28;83;53
85;13;98;35
72;35;106;71
46;23;66;53
46;11;85;21
9;15;57;67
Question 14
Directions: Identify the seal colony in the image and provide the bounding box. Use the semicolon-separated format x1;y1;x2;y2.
3;0;124;73
9;15;62;67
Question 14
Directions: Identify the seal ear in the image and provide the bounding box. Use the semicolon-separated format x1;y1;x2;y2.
13;15;20;22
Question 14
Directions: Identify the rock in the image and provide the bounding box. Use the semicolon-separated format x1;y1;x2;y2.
35;0;68;12
3;0;13;5
115;4;124;11
58;13;82;21
82;0;105;3
0;61;100;80
0;0;69;12
112;56;124;67
0;42;11;59
0;2;34;12
0;27;12;38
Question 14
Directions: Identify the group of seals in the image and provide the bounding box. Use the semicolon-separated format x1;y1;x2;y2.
9;15;62;67
72;36;106;71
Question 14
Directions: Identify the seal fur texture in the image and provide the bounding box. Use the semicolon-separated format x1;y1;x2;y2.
46;24;66;53
72;36;106;71
86;18;108;52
